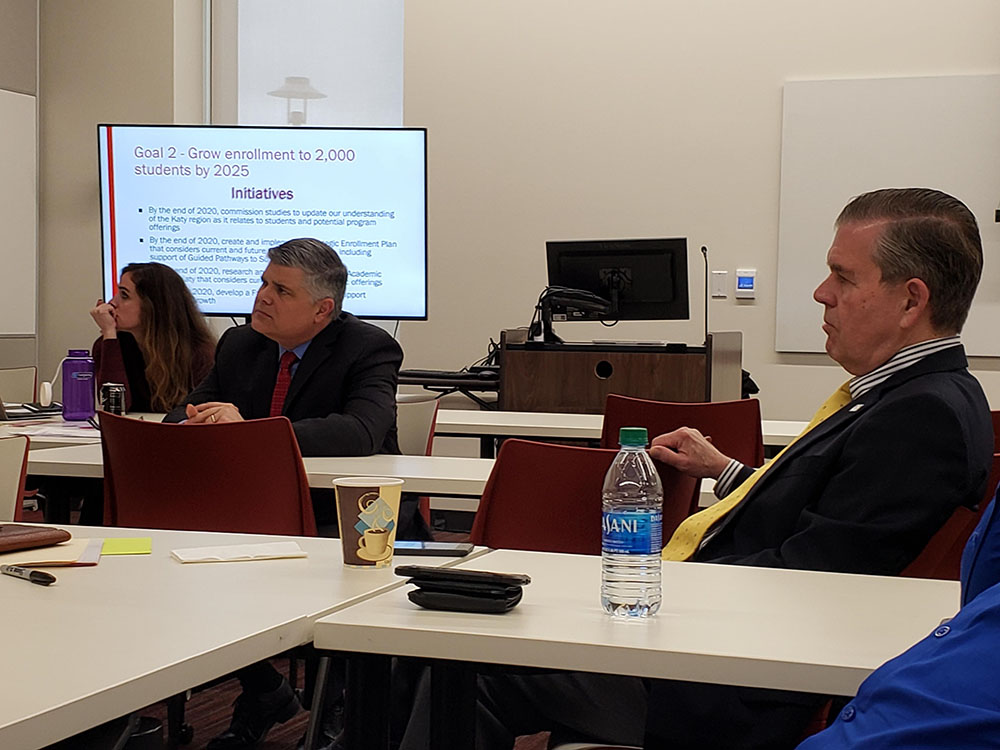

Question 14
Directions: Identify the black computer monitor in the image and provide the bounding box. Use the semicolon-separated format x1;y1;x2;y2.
545;238;689;321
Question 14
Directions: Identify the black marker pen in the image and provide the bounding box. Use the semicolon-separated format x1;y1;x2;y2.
1;564;57;586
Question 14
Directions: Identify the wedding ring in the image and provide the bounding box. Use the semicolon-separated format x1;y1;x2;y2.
210;413;217;423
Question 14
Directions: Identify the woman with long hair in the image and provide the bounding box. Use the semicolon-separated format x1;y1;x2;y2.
90;262;215;412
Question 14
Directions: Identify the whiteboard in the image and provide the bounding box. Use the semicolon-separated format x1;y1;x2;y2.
776;75;1000;355
0;88;36;335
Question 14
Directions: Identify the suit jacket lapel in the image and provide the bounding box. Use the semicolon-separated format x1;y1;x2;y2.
249;339;280;418
282;315;345;413
712;345;970;534
766;345;969;471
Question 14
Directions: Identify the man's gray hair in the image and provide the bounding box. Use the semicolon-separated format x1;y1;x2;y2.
836;188;983;333
267;238;348;315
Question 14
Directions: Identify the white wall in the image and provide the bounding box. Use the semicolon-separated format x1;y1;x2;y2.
32;1;1000;419
0;0;37;369
37;0;196;392
400;0;1000;419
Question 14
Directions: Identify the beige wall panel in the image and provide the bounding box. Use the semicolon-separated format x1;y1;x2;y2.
0;0;37;94
0;88;36;336
38;0;174;385
401;0;1000;419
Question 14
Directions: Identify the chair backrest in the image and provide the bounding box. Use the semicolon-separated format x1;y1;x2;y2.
0;435;29;522
0;366;37;403
396;398;439;456
991;410;1000;454
601;394;765;468
901;452;1000;580
100;412;316;536
396;397;440;528
470;438;697;555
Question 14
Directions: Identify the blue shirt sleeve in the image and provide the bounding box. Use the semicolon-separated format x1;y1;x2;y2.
797;581;1000;750
960;494;1000;606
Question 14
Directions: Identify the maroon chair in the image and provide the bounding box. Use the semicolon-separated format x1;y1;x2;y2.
602;394;764;516
991;410;1000;453
1;435;29;522
901;452;1000;581
100;412;316;536
100;412;317;744
470;438;697;554
601;394;765;467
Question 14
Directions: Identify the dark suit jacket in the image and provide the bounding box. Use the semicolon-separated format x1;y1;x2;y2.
697;345;993;576
644;347;993;750
165;312;402;457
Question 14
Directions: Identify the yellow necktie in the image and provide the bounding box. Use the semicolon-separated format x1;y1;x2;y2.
662;381;853;561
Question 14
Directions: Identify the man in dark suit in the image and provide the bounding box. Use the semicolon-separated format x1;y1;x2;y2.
165;238;404;750
652;189;990;577
397;188;994;750
165;238;406;529
633;187;993;749
170;310;400;456
166;240;400;455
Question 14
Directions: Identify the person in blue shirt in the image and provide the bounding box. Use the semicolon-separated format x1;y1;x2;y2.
797;492;1000;749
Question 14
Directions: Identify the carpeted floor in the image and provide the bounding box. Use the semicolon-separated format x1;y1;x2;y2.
137;665;549;748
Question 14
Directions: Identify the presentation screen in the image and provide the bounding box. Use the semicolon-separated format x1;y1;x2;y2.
97;124;427;319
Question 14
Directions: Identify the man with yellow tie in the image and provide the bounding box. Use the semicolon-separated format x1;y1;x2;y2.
639;188;994;747
654;187;991;576
397;188;994;750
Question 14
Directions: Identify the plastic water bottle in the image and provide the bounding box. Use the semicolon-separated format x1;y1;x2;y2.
61;349;95;421
601;426;663;617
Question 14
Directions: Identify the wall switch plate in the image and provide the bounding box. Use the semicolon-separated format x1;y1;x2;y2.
735;268;757;299
711;270;728;298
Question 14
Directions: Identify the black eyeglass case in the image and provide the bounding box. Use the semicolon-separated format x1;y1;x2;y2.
396;565;530;614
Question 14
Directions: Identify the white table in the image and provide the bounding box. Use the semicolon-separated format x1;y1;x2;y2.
312;549;959;748
26;443;719;511
1;419;100;448
0;524;486;749
763;419;809;448
0;413;163;449
435;409;606;442
435;409;805;454
26;443;495;498
6;410;806;455
305;454;493;497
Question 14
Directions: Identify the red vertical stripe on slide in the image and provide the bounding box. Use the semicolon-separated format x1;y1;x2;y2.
106;126;119;295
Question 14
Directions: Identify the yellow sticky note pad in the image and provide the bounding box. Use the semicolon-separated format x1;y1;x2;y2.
101;538;153;556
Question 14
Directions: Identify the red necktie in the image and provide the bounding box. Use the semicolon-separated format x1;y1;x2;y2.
269;351;298;417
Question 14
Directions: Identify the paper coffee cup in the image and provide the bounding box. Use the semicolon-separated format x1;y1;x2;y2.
332;477;404;568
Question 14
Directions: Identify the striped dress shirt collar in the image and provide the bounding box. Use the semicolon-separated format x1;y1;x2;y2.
848;335;962;400
713;335;962;500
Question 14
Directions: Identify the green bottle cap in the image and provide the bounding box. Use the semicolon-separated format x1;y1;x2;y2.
618;427;648;446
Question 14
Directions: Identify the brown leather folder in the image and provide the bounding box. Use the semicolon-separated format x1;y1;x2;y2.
0;524;72;554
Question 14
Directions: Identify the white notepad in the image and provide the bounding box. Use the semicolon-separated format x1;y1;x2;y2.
170;541;307;564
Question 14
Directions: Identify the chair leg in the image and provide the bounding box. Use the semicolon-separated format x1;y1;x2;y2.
303;656;332;750
344;654;392;750
430;660;476;750
166;692;194;745
289;654;300;694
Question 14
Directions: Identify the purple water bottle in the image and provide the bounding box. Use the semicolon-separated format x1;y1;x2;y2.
62;349;95;421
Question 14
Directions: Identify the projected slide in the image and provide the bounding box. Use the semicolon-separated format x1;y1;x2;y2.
98;124;426;319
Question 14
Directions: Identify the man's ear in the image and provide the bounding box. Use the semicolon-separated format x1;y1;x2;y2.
315;297;335;320
901;278;931;326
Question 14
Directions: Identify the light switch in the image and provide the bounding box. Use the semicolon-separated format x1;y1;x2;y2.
711;270;728;298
